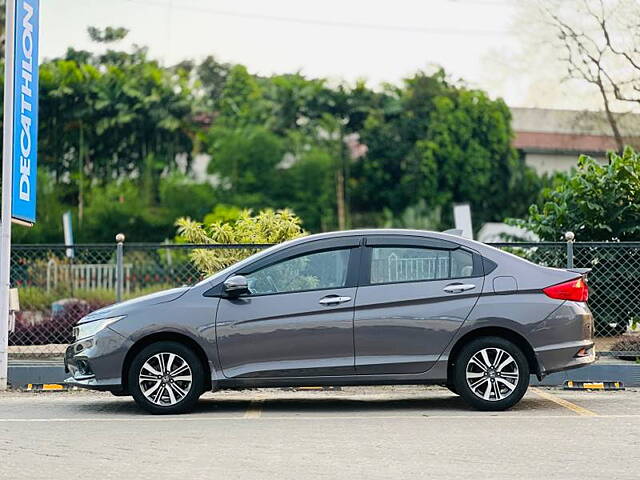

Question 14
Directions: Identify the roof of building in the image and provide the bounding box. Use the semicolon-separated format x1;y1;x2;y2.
511;107;640;154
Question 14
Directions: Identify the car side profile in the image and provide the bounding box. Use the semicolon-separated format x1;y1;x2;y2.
65;229;595;414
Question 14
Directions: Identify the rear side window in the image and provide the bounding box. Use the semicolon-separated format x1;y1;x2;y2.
369;247;474;285
451;249;474;278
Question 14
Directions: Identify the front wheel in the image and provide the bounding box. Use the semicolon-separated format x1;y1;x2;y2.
453;337;529;411
128;341;204;415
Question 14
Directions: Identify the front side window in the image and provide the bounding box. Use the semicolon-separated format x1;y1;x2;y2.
369;246;474;284
245;249;351;295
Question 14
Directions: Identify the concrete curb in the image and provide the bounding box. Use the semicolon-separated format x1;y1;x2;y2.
8;359;640;389
531;360;640;387
8;361;67;388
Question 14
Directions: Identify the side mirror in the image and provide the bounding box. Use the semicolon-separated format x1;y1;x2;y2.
223;275;250;296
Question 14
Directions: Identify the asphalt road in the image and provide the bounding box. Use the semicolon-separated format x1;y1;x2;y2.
0;386;638;480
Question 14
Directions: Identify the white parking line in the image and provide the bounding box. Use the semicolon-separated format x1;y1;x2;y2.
0;413;637;423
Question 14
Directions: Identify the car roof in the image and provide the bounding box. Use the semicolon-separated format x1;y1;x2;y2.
283;228;487;251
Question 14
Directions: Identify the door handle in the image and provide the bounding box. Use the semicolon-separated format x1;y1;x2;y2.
319;295;352;305
443;283;476;294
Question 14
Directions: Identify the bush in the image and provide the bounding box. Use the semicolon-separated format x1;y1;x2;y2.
11;285;180;346
508;147;640;241
17;286;58;311
11;299;110;346
176;208;305;275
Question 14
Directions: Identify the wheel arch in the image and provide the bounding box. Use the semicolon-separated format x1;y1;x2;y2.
447;326;541;382
121;331;213;393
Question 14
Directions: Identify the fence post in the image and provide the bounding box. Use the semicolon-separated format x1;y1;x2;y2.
564;231;575;269
115;233;125;302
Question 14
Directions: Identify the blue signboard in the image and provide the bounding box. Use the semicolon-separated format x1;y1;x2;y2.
10;0;39;224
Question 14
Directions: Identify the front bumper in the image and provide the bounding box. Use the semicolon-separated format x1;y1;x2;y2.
64;326;132;391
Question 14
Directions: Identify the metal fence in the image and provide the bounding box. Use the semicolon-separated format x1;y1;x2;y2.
7;239;640;359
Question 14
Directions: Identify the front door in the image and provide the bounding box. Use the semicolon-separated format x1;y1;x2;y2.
216;241;361;378
354;236;483;374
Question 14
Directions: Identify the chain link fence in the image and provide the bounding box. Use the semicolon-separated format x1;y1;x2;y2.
7;240;640;359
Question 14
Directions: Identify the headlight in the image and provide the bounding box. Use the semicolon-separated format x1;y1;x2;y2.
73;316;125;341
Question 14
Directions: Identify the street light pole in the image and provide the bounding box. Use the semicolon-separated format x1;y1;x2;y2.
0;0;18;390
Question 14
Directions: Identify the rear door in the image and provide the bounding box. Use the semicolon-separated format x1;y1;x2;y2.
354;235;484;374
216;237;362;378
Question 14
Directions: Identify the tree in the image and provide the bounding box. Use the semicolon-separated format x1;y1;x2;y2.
423;89;540;226
206;125;284;205
273;145;336;232
195;55;231;110
215;65;268;129
541;0;640;151
508;147;640;241
175;209;305;275
352;71;540;228
9;28;548;243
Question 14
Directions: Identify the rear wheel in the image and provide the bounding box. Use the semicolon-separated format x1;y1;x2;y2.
128;341;204;415
453;337;529;411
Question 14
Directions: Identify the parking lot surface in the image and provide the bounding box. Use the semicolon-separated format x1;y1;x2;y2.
0;386;638;479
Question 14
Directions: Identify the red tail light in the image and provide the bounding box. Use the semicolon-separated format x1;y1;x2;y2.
543;278;589;302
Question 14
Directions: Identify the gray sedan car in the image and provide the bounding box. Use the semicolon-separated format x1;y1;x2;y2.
65;230;595;414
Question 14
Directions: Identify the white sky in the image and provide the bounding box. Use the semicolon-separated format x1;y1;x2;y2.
39;0;593;109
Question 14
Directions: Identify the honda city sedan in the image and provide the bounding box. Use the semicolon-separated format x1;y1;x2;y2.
65;230;595;414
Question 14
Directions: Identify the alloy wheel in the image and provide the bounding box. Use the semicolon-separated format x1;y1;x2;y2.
465;347;519;401
138;352;193;406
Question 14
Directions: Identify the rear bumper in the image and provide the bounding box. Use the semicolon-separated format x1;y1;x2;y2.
533;300;595;378
535;340;596;377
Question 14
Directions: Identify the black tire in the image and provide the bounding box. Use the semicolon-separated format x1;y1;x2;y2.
128;341;204;415
445;384;458;395
453;336;529;411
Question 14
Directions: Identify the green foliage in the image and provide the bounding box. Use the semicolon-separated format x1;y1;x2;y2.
159;172;218;223
76;173;217;242
351;72;541;226
175;209;305;275
18;284;175;312
203;204;243;225
87;26;129;43
10;28;548;243
207;125;284;201
79;181;161;242
17;286;57;311
509;147;640;241
216;65;267;128
383;200;442;231
274;147;336;231
196;56;232;109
